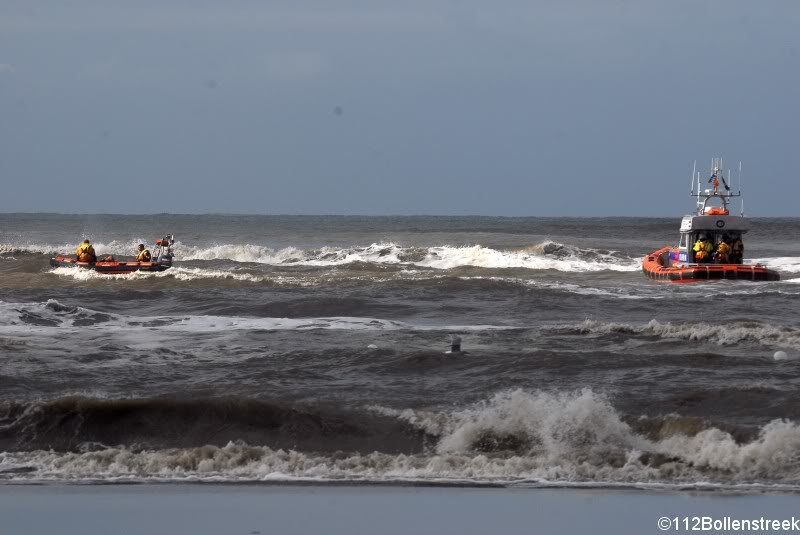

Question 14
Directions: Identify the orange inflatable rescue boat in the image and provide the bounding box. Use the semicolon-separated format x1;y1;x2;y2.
50;235;176;275
643;159;779;283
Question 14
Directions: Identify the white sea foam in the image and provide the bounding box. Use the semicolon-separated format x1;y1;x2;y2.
179;242;412;266
4;389;800;487
750;257;800;273
370;389;800;482
0;239;151;257
179;244;307;264
49;266;267;283
5;240;800;275
419;243;639;272
177;241;638;271
5;240;641;272
658;419;800;478
0;243;59;255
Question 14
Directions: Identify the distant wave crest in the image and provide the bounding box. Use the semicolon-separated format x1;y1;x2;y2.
553;318;800;349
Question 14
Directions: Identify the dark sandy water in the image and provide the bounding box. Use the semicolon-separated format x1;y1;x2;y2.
1;214;799;488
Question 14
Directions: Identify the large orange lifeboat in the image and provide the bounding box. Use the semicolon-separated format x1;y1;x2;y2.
643;246;779;282
642;159;780;283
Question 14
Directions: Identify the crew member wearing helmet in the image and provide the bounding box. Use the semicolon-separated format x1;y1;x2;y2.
715;236;731;264
75;239;97;263
693;235;713;263
136;244;152;262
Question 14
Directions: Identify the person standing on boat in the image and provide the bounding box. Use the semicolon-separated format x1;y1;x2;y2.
75;239;97;263
731;236;744;264
714;237;731;264
136;244;152;262
693;235;713;263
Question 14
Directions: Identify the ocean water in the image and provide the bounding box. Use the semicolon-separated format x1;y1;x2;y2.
1;214;800;489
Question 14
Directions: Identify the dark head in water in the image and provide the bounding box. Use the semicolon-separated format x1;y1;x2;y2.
447;334;466;354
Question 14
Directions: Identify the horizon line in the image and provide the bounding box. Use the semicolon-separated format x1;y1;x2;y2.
0;211;796;218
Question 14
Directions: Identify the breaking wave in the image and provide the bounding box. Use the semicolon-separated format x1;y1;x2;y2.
178;241;641;272
554;319;800;349
0;397;423;454
2;389;800;488
2;240;640;272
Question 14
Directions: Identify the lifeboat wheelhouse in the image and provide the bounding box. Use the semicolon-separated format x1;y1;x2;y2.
643;159;779;282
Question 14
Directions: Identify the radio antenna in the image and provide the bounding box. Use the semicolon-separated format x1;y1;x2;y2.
738;161;742;193
696;171;700;197
690;160;696;194
739;161;744;216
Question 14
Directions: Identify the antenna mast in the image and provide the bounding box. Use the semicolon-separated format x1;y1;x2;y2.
739;161;744;216
696;171;701;213
690;160;696;194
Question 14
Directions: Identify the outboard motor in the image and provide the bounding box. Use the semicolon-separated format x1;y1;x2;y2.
154;234;175;266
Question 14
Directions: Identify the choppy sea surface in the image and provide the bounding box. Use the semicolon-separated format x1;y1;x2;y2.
1;214;799;490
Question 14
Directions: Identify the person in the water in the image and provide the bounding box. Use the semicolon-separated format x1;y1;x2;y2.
136;244;152;262
75;239;97;263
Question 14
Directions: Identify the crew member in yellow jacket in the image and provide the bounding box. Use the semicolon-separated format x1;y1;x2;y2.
75;240;97;263
715;239;731;264
136;244;152;262
692;235;713;263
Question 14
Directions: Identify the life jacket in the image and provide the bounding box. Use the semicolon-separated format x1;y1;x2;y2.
76;243;96;262
692;240;704;253
693;240;712;260
717;242;731;255
137;249;152;262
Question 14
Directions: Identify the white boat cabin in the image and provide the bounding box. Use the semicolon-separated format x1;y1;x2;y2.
674;159;746;265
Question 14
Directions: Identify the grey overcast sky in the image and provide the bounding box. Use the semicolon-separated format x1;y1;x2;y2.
1;1;799;216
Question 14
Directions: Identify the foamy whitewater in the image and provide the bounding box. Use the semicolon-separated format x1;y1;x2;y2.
1;214;800;489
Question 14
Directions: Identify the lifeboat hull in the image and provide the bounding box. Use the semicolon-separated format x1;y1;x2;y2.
642;247;780;283
49;256;171;274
